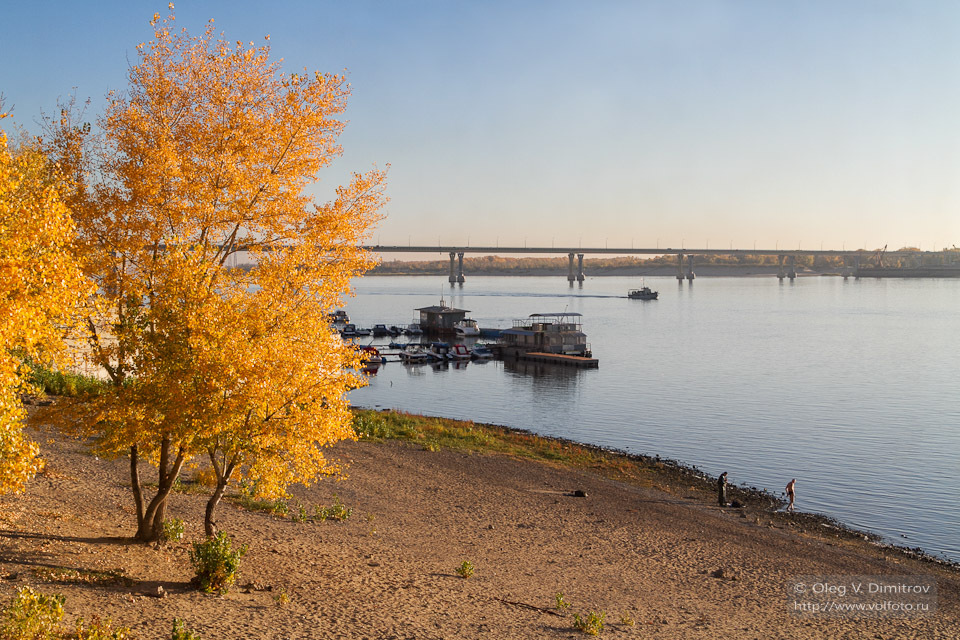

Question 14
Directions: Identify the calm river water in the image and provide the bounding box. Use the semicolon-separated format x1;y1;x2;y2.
344;275;960;562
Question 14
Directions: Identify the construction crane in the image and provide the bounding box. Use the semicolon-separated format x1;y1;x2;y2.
872;244;887;268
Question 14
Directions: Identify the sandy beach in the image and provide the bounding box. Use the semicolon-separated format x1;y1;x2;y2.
1;421;957;639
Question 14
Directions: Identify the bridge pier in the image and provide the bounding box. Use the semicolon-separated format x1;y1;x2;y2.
787;255;797;280
448;252;457;284
686;254;696;280
777;255;785;280
457;252;465;283
676;253;685;281
567;253;576;282
577;253;585;282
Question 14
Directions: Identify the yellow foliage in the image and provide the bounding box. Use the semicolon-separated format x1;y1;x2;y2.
43;10;386;523
0;125;88;495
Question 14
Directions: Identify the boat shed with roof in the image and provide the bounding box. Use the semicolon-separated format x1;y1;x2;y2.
415;302;470;334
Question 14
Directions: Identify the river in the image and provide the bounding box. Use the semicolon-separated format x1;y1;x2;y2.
343;275;960;562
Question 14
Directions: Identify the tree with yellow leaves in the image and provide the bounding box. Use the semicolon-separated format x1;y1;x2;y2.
46;7;385;541
0;112;88;495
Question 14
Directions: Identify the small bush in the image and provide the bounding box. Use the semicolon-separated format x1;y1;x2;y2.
189;532;248;594
555;592;571;610
455;560;474;579
160;518;185;544
572;610;605;636
314;495;351;522
171;619;201;640
0;586;64;640
73;616;132;639
26;363;106;398
292;503;309;523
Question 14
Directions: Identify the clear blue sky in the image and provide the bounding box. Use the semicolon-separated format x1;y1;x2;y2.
3;1;958;252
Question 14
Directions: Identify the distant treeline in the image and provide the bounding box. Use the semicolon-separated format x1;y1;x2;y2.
370;253;847;275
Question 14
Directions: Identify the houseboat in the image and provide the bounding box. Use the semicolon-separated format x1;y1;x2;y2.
415;297;470;335
498;312;597;367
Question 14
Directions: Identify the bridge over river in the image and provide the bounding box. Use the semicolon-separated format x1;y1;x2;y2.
362;245;958;283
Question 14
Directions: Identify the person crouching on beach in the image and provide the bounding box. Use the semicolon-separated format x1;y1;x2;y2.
785;478;796;512
717;472;728;507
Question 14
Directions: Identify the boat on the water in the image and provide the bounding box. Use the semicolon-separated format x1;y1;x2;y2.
405;323;424;335
453;318;480;337
627;286;658;300
360;346;382;373
449;343;472;360
627;287;660;300
341;323;358;337
471;344;494;360
372;324;390;337
499;312;592;358
428;342;451;361
399;345;430;364
329;310;349;324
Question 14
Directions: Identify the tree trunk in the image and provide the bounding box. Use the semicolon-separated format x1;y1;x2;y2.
134;439;187;542
204;479;228;538
204;451;240;537
130;445;145;533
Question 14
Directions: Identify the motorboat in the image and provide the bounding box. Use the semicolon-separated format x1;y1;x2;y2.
627;286;658;300
453;318;480;337
329;310;349;324
449;344;472;360
427;342;451;361
399;345;430;364
340;323;358;337
372;324;390;337
360;346;382;373
405;323;424;335
388;325;403;336
471;344;494;360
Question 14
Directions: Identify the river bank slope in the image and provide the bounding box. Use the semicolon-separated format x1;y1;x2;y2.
1;421;957;639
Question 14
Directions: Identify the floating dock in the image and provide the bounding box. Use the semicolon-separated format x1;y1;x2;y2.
519;352;598;368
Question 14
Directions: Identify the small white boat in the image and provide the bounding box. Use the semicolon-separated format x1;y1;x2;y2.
449;343;472;360
453;318;480;337
399;345;430;364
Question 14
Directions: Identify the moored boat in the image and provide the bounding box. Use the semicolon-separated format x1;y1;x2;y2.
471;344;494;360
427;341;451;361
453;318;480;337
399;345;430;364
449;343;472;360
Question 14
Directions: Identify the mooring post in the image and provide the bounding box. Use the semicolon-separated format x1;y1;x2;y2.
448;252;457;284
456;252;465;283
685;254;695;280
568;253;576;282
577;254;585;282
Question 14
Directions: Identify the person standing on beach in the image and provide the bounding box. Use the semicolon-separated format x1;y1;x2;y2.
786;478;796;512
717;472;728;507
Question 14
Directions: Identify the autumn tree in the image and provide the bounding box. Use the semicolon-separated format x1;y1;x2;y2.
47;8;385;541
0;112;88;494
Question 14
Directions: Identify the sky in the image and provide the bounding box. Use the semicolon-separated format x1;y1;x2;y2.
2;0;959;255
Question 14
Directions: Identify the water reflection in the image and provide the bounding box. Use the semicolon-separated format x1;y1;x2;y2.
502;358;584;388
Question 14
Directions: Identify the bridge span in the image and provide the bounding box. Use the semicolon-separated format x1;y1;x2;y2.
362;245;950;283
